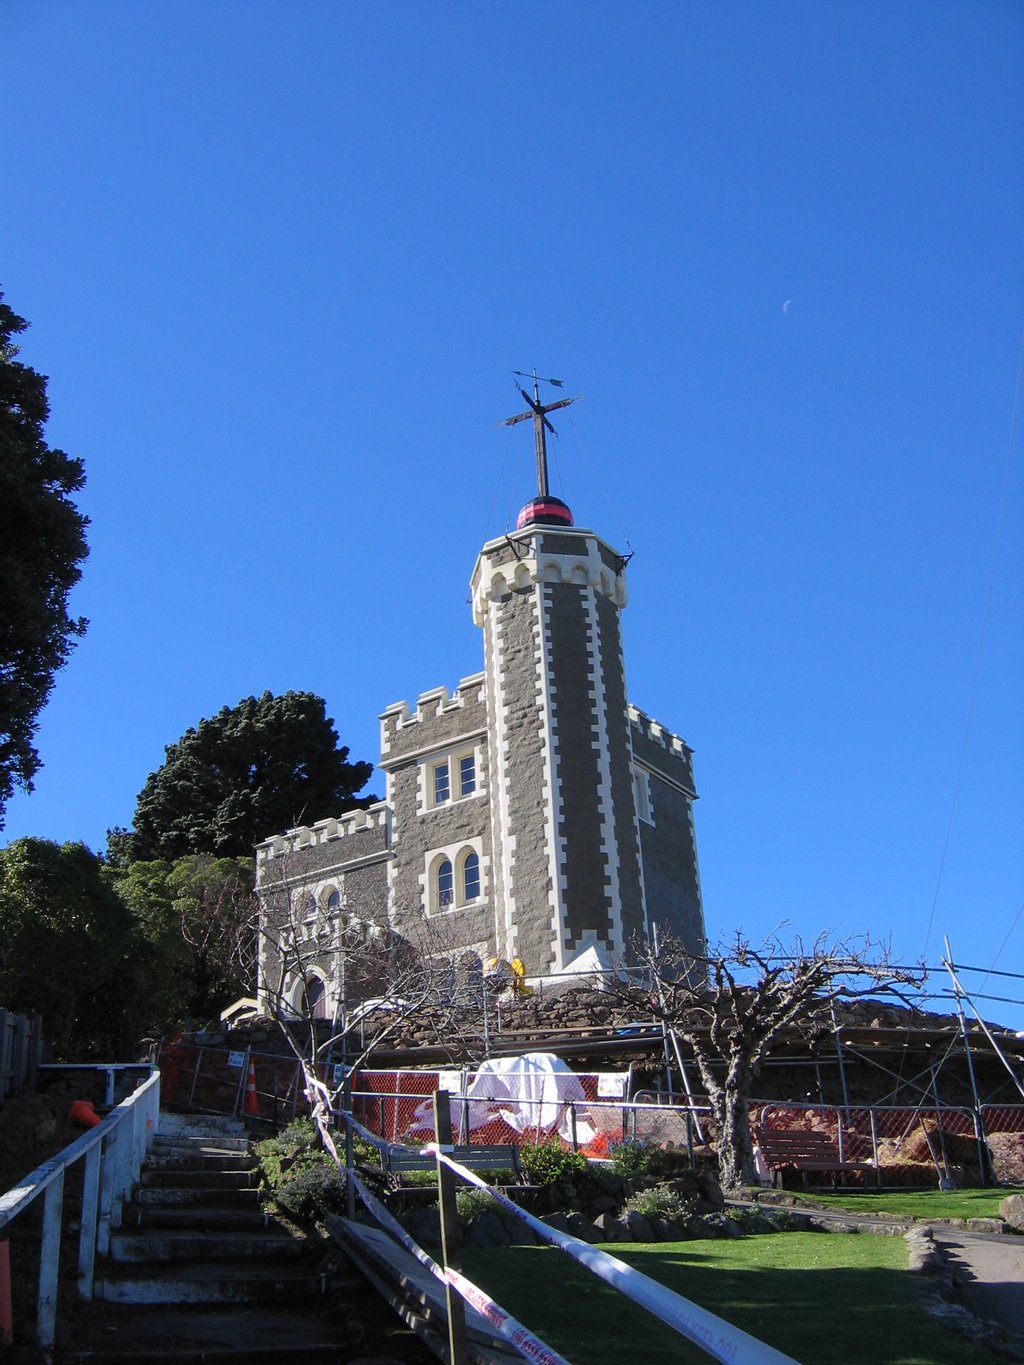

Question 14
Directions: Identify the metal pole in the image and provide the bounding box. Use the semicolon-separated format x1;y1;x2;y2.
433;1091;468;1365
830;998;850;1110
945;956;1024;1099
343;1072;355;1220
943;936;994;1185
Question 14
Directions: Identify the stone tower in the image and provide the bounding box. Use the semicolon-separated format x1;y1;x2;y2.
470;510;646;973
256;379;705;1014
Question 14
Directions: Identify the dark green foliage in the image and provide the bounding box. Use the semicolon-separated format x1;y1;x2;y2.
274;1163;347;1222
456;1187;501;1224
112;853;255;1026
256;1117;320;1186
126;690;375;860
256;1117;346;1223
625;1186;687;1221
518;1140;588;1187
609;1141;664;1179
0;838;139;1058
0;293;89;827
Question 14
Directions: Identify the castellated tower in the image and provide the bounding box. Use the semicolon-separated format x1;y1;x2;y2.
471;516;646;972
256;383;705;1015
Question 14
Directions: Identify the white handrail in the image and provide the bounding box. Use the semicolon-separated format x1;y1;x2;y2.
0;1068;161;1352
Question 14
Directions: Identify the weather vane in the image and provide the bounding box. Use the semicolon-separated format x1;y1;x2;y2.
501;370;582;498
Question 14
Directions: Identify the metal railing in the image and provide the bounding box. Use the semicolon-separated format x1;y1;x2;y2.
0;1068;160;1353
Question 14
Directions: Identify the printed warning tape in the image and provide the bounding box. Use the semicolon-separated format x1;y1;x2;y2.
427;1146;797;1365
348;1169;570;1365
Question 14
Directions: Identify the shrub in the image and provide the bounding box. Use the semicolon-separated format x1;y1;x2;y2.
519;1140;588;1187
456;1187;501;1224
626;1186;687;1222
274;1163;348;1222
256;1117;321;1188
609;1141;661;1179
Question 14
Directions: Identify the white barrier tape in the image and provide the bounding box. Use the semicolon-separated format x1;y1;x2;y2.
426;1147;797;1365
348;1170;569;1365
337;1106;429;1156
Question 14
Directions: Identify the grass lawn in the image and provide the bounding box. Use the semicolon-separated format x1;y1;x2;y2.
463;1234;995;1365
777;1185;1021;1221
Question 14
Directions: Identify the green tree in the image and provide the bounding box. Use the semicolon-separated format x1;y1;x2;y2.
114;854;255;1026
125;692;374;861
0;294;89;828
0;839;135;1059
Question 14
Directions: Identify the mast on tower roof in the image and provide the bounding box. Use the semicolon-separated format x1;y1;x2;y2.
502;371;581;498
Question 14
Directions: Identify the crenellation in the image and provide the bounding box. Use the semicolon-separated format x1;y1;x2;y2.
255;801;390;861
628;703;692;759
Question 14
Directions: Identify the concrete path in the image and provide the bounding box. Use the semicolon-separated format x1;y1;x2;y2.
929;1226;1024;1360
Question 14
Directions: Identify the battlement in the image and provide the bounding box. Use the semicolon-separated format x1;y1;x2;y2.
380;673;486;756
628;703;692;760
470;528;628;626
255;800;390;862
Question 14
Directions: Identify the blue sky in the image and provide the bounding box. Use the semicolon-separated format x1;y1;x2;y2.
3;2;1022;1025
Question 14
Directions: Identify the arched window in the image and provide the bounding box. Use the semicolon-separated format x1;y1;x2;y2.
436;858;453;908
302;976;327;1019
462;850;480;902
326;888;341;912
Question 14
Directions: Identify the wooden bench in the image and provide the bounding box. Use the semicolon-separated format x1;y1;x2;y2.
381;1142;524;1191
754;1126;874;1190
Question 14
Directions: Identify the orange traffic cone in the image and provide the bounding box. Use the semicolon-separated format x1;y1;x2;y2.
68;1099;101;1128
245;1057;260;1117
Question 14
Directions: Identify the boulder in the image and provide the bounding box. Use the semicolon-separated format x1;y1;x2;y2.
464;1211;511;1247
404;1207;442;1249
700;1212;745;1239
541;1211;572;1235
599;1212;632;1241
624;1210;654;1242
999;1193;1024;1232
695;1168;726;1210
565;1212;603;1243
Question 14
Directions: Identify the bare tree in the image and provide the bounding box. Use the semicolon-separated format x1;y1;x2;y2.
255;855;489;1078
606;930;923;1188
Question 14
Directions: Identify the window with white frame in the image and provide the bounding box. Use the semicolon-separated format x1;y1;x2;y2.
462;849;480;901
436;857;454;908
423;746;481;810
427;843;485;912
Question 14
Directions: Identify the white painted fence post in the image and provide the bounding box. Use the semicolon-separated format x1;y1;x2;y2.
37;1169;65;1350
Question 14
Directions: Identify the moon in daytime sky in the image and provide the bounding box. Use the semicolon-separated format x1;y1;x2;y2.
782;299;792;314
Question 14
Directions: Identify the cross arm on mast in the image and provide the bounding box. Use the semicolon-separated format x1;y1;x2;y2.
500;373;582;499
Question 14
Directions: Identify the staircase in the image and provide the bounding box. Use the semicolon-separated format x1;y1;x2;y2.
73;1113;358;1363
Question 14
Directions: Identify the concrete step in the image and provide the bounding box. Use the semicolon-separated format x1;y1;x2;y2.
121;1204;277;1231
141;1168;259;1190
158;1113;249;1140
70;1300;358;1363
108;1230;309;1264
152;1134;251;1153
134;1184;262;1208
92;1264;351;1306
145;1151;256;1172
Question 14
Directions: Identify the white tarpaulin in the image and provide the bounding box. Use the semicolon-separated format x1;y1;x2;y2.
463;1052;590;1142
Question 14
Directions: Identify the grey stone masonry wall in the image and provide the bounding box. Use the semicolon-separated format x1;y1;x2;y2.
628;707;705;955
380;673;496;959
594;594;647;949
485;583;557;973
255;805;393;1013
